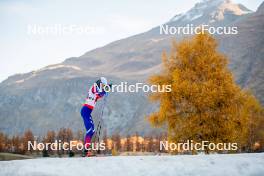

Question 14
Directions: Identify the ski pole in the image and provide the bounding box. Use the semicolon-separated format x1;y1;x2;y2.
95;96;107;154
94;96;107;144
98;96;107;139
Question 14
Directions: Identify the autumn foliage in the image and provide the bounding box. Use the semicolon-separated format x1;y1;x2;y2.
148;33;264;152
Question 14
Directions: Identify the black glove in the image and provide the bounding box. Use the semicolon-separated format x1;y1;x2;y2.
104;83;112;92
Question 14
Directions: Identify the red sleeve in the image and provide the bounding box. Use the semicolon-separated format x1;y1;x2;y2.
91;85;101;101
91;85;96;94
95;94;103;101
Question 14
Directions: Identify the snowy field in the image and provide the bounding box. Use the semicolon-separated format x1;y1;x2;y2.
1;153;264;176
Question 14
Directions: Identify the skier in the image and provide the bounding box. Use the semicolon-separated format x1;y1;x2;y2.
81;77;109;157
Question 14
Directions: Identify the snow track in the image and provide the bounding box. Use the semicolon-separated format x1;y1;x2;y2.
1;153;264;176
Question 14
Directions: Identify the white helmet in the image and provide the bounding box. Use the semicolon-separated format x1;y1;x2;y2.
100;77;108;85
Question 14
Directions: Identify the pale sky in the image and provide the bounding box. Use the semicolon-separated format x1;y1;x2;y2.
0;0;262;82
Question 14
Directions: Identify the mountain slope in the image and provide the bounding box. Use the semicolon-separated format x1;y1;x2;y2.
218;1;264;102
0;0;263;136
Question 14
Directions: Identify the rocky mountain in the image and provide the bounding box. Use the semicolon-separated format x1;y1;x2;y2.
0;0;263;136
218;1;264;103
169;0;251;24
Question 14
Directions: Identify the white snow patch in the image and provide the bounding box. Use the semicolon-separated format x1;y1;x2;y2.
39;64;82;71
169;0;252;23
15;72;37;84
1;153;264;176
218;2;251;16
15;79;25;84
190;13;203;21
150;38;165;43
14;65;81;84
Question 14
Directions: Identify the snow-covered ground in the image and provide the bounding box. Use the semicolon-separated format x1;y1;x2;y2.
1;153;264;176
